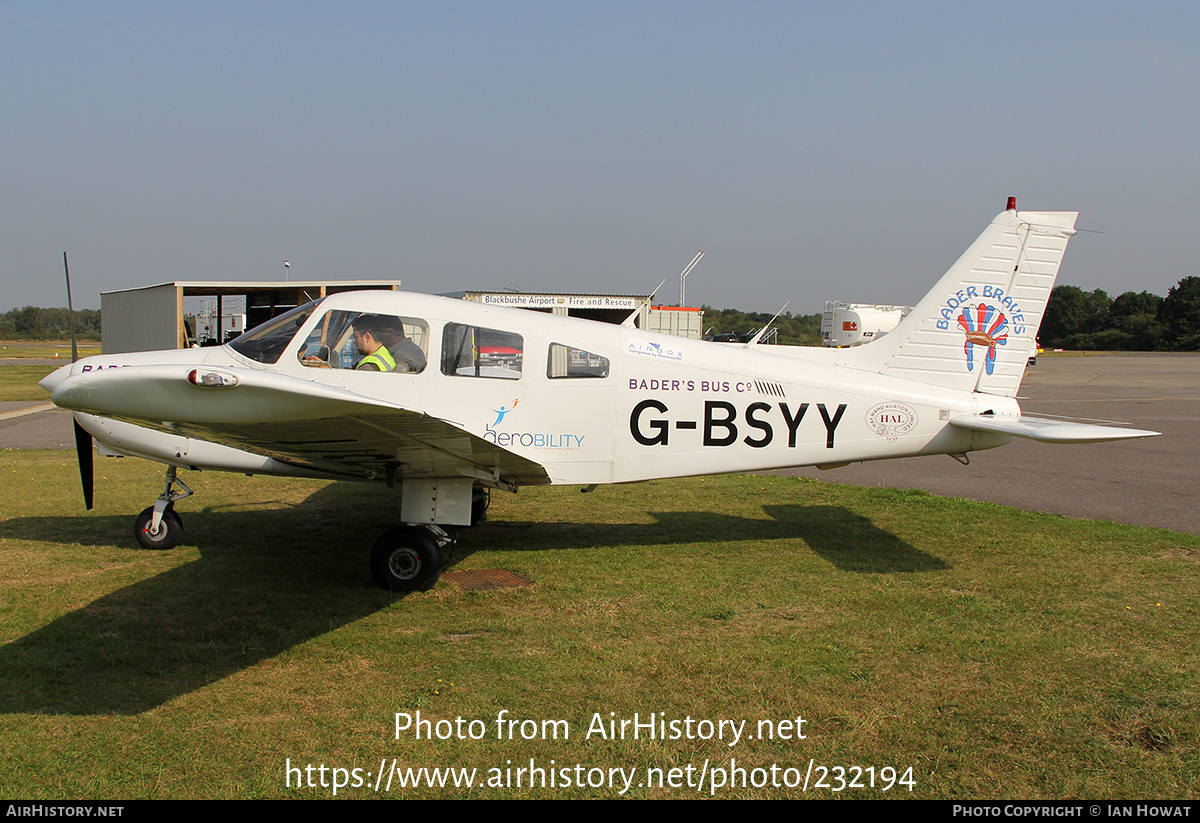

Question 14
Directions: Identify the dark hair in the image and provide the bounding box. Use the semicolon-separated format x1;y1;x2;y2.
352;314;390;336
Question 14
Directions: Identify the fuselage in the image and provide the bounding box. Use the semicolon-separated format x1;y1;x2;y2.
42;289;1014;488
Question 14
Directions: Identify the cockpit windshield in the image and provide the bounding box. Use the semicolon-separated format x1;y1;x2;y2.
228;299;323;364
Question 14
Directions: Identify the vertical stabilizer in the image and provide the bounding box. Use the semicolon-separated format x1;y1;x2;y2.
843;202;1077;397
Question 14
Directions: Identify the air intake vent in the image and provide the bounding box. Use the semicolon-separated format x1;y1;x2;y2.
755;380;786;398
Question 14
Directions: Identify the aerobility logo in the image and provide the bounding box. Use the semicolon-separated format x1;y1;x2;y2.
482;398;585;450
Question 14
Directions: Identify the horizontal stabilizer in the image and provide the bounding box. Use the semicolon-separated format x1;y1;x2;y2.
949;414;1160;444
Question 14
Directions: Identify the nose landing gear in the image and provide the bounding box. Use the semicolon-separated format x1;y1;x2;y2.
134;466;192;551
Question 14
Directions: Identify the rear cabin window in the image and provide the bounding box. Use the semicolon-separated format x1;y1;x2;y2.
441;323;523;380
547;343;610;378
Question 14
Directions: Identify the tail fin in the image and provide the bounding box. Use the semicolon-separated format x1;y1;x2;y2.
844;199;1077;397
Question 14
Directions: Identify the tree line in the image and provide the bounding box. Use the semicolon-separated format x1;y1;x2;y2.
3;280;1197;350
699;306;824;346
701;275;1200;351
1;303;828;346
1040;276;1200;351
0;306;102;340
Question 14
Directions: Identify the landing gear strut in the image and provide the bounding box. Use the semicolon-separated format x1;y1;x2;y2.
370;525;454;592
134;466;192;551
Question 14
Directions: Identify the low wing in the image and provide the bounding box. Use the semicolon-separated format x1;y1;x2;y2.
950;414;1161;444
175;408;551;485
51;364;549;486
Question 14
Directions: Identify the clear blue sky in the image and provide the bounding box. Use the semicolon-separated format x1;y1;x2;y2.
3;1;1197;312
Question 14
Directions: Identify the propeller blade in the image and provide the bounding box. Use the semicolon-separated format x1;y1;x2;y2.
63;252;79;363
63;253;92;509
73;418;94;510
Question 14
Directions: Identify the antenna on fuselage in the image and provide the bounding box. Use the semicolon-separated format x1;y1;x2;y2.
621;278;668;328
745;301;790;347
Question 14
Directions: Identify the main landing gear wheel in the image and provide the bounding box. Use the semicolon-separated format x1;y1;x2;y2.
370;527;443;592
470;485;490;527
134;505;183;550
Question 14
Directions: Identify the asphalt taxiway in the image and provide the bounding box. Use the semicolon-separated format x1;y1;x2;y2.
775;352;1199;535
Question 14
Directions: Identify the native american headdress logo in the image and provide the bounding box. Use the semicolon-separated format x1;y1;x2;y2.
957;304;1008;375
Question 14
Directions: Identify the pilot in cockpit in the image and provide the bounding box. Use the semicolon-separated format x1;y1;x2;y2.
351;315;396;372
300;311;427;373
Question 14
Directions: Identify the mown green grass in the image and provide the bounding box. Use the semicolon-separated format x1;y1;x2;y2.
0;454;1196;799
0;341;99;403
0;341;101;359
0;365;59;401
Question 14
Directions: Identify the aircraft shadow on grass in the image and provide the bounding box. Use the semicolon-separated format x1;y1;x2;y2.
0;484;943;715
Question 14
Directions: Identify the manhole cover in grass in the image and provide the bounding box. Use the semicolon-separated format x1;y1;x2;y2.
442;569;532;591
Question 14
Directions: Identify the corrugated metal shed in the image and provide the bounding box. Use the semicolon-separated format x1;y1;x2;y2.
101;280;401;353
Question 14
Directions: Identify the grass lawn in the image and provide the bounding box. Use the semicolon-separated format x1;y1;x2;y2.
0;365;61;401
0;341;101;360
0;454;1195;799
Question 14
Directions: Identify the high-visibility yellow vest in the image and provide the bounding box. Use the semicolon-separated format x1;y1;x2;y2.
357;346;396;372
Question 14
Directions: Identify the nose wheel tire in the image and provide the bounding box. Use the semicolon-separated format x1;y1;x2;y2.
370;527;443;592
134;505;183;551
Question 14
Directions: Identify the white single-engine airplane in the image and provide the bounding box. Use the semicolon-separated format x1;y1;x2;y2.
42;198;1159;591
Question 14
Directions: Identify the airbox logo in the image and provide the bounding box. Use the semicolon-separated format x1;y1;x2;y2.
957;304;1008;375
483;398;584;450
866;402;918;442
627;340;684;363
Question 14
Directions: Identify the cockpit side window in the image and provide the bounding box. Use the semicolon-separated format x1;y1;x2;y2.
228;300;323;364
299;310;429;373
